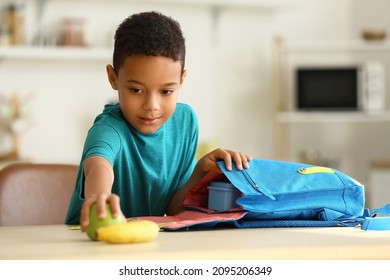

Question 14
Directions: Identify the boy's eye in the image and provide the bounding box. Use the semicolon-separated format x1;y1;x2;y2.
129;88;143;94
161;89;174;95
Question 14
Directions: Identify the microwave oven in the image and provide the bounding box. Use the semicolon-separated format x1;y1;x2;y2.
295;64;385;112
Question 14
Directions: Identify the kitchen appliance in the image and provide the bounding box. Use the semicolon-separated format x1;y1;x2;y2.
295;63;385;112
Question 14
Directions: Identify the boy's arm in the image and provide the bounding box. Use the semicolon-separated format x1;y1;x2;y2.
167;162;206;216
167;148;252;215
79;155;122;231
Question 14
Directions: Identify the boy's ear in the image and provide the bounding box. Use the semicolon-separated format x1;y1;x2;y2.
106;64;118;90
180;69;188;85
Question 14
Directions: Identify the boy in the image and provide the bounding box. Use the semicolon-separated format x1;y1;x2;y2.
65;11;251;230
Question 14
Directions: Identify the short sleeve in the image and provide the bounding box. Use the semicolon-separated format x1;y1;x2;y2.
83;123;122;165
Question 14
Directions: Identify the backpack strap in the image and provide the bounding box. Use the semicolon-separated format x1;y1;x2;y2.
361;204;390;231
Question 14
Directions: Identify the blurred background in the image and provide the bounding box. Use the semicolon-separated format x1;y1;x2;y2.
0;0;390;208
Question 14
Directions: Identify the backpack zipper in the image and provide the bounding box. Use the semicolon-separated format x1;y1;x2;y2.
298;166;335;175
241;169;276;200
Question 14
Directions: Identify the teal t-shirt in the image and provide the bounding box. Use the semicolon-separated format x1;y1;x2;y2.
65;102;198;225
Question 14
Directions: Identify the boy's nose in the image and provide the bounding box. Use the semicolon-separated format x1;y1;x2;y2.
142;93;160;111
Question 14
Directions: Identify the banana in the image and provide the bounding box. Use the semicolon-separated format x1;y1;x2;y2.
96;220;160;244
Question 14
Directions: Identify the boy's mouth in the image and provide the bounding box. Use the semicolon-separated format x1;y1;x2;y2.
139;116;161;125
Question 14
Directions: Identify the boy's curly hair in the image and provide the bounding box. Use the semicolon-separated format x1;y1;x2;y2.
113;11;186;74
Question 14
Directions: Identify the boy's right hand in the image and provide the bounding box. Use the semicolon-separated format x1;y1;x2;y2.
79;192;124;232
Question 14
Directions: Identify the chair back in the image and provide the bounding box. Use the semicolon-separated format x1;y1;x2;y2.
0;163;78;226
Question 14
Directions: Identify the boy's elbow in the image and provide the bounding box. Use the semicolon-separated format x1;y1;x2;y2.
166;200;184;216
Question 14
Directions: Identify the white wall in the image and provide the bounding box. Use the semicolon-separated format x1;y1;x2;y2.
1;0;390;191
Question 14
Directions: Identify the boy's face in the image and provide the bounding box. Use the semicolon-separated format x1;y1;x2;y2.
107;55;186;134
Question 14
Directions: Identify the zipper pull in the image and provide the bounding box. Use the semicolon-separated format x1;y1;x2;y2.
242;169;276;200
298;166;335;175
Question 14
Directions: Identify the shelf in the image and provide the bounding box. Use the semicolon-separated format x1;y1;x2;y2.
1;1;296;62
282;40;390;53
0;46;112;61
277;111;390;123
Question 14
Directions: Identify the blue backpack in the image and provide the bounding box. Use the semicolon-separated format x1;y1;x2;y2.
156;158;390;231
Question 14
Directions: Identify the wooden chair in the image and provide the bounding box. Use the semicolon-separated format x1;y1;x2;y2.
0;163;78;226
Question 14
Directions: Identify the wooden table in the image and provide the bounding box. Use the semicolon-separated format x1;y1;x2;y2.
0;224;389;260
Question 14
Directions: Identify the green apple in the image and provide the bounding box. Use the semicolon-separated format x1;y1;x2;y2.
86;203;125;241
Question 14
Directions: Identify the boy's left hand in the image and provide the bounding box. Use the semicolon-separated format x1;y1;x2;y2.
198;148;252;173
